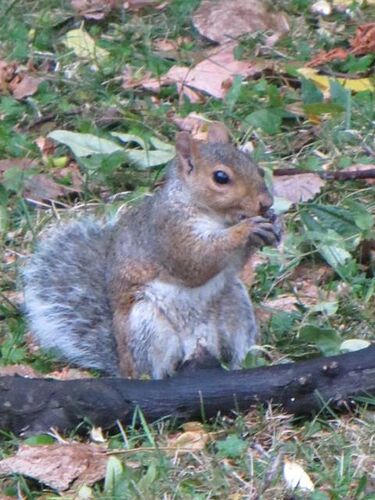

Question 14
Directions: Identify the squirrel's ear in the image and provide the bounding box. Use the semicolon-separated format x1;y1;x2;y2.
207;122;231;144
175;131;192;160
175;131;199;175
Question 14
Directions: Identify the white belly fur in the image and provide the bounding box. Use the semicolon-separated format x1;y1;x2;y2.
140;271;228;359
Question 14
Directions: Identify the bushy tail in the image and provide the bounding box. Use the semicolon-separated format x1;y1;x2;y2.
23;218;119;375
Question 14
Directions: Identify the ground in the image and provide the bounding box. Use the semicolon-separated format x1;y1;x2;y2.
0;0;374;497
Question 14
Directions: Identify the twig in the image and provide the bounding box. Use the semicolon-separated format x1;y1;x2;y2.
273;168;375;181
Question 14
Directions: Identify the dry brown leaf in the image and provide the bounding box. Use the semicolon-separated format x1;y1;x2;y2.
122;65;154;90
182;421;205;432
0;60;17;91
0;365;40;378
170;112;210;136
0;158;35;175
167;430;210;454
262;262;336;312
142;43;269;99
308;23;375;66
273;173;326;204
35;137;56;156
192;0;289;45
350;23;375;55
9;74;43;100
71;0;117;19
307;47;349;67
48;367;95;379
24;174;80;202
56;162;84;192
241;254;268;287
0;443;108;491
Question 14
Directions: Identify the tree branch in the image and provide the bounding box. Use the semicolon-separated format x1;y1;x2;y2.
1;345;374;435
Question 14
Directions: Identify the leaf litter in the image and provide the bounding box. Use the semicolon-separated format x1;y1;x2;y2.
0;443;108;491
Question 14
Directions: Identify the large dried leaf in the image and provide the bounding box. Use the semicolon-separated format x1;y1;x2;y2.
273;173;326;204
0;443;108;491
0;158;35;175
143;43;269;99
71;0;117;19
8;74;43;99
193;0;289;45
24;174;80;201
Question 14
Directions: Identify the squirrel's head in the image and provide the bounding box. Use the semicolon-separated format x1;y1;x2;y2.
175;123;273;224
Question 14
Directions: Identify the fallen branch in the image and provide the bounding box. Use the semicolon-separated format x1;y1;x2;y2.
1;345;374;435
273;168;375;181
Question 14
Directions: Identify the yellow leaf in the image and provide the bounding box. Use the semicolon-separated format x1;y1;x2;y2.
298;67;374;93
64;26;109;62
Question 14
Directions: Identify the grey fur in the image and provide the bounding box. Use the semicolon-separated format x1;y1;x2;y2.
23;219;120;375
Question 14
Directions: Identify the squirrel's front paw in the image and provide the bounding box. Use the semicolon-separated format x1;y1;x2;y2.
247;215;280;248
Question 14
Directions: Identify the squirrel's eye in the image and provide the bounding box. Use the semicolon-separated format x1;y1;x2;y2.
213;170;230;185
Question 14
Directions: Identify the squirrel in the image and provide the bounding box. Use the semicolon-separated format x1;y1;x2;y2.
23;123;281;379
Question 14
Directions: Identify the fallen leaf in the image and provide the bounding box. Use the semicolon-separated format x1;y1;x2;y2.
283;457;315;492
273;173;326;204
24;174;80;201
350;23;375;55
0;158;35;175
308;23;375;66
310;0;332;15
0;60;17;91
64;27;109;62
71;0;117;19
167;430;210;454
48;130;123;156
0;443;108;491
143;43;269;99
0;365;40;378
181;421;205;432
111;132;175;168
35;136;56;156
56;162;84;191
298;67;374;93
172;113;233;142
262;262;337;313
48;367;94;379
122;65;154;90
90;427;107;443
340;339;371;353
307;48;349;68
8;73;43;100
192;0;289;45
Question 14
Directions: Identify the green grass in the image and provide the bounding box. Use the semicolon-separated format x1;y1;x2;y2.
0;0;375;496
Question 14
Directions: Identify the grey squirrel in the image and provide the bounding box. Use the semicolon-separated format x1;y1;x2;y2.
23;123;281;379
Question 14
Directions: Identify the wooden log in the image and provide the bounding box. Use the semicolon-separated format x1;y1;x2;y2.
1;345;374;435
